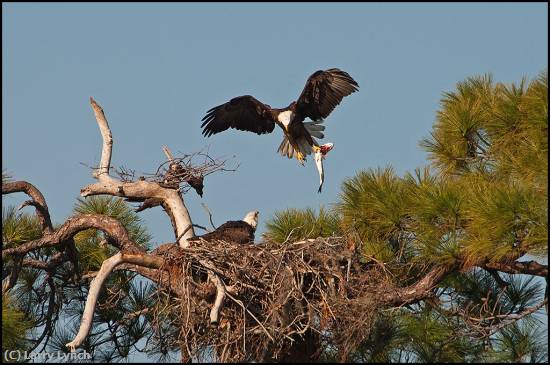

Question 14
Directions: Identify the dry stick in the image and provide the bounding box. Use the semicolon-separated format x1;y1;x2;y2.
243;304;246;354
469;298;548;323
201;203;216;230
474;299;548;339
176;223;208;243
224;290;275;342
162;145;175;162
346;258;352;282
220;322;231;362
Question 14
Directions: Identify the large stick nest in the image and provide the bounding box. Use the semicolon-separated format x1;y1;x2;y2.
148;238;393;362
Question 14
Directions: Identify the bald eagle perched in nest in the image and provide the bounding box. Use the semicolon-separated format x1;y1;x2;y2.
200;68;359;165
189;211;259;245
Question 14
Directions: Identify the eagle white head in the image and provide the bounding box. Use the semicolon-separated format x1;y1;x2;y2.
242;210;259;230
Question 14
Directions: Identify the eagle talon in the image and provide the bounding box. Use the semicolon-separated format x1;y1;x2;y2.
296;151;306;165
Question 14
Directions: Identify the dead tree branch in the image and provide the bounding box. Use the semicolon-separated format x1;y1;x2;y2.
84;97;195;247
2;214;144;257
2;180;53;234
66;251;164;351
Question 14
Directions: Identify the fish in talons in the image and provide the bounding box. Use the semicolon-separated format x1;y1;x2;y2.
314;143;334;193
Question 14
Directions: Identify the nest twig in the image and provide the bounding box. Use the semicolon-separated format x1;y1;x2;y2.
146;238;392;362
102;148;238;194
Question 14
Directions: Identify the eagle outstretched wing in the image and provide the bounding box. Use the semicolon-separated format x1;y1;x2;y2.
201;95;276;137
295;68;359;122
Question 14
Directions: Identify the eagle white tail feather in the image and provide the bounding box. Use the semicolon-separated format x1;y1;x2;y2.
304;120;325;139
277;119;325;159
304;123;325;131
277;136;318;159
304;118;325;125
277;137;296;159
279;139;287;156
308;130;325;139
304;121;325;132
278;138;292;158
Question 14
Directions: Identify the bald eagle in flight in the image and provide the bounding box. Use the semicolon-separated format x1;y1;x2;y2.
200;68;359;164
189;210;258;245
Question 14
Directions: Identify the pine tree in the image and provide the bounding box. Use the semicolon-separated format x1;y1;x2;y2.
264;71;548;362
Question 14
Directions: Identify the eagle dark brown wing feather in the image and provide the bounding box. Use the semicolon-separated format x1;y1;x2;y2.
201;95;276;137
295;68;359;122
191;220;255;245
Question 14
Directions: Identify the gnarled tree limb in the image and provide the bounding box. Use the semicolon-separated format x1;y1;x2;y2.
2;180;53;234
2;214;144;258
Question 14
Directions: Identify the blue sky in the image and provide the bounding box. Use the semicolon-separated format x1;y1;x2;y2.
3;2;547;245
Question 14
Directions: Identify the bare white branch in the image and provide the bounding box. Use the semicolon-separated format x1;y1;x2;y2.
66;252;164;351
84;97;195;247
209;272;226;324
89;97;116;183
162;145;175;162
66;252;123;352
